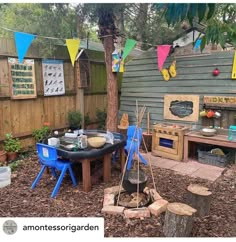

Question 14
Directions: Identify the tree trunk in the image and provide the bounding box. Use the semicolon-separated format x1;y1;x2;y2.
163;202;197;237
103;35;118;132
136;3;148;50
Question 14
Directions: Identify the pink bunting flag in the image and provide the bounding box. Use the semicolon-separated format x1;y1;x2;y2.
157;45;171;70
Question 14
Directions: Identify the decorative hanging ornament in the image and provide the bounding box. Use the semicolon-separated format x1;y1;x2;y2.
213;68;220;76
160;60;177;81
206;110;215;118
169;60;177;77
161;68;170;81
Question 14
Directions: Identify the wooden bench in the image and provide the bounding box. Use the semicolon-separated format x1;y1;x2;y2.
183;130;236;162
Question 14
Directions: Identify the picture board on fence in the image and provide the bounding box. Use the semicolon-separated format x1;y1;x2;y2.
42;59;65;96
8;58;37;99
164;94;199;122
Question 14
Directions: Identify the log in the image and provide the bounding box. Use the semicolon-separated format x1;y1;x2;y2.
186;184;212;217
163;202;197;237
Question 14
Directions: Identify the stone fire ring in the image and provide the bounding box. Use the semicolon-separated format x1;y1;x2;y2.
101;186;169;219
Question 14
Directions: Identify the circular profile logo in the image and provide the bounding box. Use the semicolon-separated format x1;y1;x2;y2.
3;220;17;235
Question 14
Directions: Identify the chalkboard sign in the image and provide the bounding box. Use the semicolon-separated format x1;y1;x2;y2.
169;100;193;118
164;95;199;122
8;58;37;99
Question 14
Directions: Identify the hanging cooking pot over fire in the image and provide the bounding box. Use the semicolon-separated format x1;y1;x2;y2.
122;167;148;193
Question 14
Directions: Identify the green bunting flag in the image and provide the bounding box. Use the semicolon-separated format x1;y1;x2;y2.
122;39;137;60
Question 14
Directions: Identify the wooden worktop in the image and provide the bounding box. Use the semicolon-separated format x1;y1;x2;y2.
184;130;236;161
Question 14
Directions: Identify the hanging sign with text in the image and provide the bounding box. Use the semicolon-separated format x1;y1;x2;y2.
204;96;236;106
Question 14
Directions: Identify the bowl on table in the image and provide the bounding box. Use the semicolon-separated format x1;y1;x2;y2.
200;128;217;137
87;136;106;148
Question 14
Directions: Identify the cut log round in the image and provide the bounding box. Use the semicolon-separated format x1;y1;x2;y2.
186;184;212;217
163;202;197;237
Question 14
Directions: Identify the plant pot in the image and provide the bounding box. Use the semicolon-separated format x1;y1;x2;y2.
0;150;7;163
7;152;18;161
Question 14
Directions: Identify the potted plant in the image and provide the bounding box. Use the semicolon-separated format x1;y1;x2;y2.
67;110;82;130
0;149;7;164
32;124;51;143
4;133;21;161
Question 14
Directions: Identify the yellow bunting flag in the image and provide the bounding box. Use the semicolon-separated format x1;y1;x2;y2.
66;39;80;67
232;51;236;79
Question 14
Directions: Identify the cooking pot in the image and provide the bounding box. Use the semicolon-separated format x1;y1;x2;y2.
122;169;148;193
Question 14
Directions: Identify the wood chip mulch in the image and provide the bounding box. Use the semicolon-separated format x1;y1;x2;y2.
0;152;235;237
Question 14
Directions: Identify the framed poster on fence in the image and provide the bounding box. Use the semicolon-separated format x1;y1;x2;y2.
8;58;37;99
42;59;65;96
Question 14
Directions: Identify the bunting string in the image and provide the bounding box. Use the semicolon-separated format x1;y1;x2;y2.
0;26;154;48
0;26;173;70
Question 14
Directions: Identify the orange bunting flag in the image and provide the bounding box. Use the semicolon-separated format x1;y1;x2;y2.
66;39;80;67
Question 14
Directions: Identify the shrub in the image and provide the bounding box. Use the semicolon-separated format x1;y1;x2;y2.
96;108;107;130
4;133;21;152
67;110;82;130
32;125;51;142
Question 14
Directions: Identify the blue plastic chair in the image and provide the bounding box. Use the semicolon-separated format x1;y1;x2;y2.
124;125;147;170
31;143;77;198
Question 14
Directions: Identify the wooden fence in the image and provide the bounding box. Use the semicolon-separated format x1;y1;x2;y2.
0;37;111;149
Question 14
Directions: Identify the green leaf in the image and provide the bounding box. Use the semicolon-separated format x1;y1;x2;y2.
154;3;166;11
187;4;197;25
207;4;215;20
180;4;188;21
198;4;207;22
200;35;206;53
165;4;176;26
219;34;226;49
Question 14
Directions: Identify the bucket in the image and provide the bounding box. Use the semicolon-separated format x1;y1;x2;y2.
48;137;60;147
0;167;11;188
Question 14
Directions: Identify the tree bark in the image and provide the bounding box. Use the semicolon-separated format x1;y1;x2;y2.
136;3;148;50
186;184;212;217
103;35;118;132
163;202;197;237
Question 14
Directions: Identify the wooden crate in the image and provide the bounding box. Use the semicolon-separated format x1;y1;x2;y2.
152;123;189;161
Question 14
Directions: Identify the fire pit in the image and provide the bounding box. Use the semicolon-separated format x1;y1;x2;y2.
115;166;150;208
115;191;151;208
102;185;169;219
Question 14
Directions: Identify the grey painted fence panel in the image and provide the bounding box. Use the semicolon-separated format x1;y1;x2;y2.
120;50;236;131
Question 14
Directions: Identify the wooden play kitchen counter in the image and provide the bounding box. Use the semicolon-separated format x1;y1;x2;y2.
57;130;126;192
152;123;190;161
183;130;236;162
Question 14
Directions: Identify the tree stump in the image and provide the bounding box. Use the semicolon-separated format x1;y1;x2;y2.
186;184;212;217
163;202;197;237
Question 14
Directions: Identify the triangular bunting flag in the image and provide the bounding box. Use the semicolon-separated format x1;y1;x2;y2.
157;45;171;71
14;32;36;63
194;39;202;50
122;39;137;60
66;39;80;67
